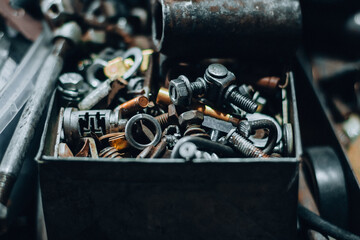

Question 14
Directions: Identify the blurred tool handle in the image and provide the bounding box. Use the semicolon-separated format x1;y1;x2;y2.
0;53;63;201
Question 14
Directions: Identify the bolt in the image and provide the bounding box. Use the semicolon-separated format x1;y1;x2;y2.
155;104;179;128
179;110;204;127
206;63;228;78
58;72;90;104
238;84;255;99
225;129;270;158
179;110;210;139
238;119;278;154
224;85;258;113
169;75;208;106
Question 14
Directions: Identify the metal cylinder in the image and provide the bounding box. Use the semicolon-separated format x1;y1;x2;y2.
152;0;302;59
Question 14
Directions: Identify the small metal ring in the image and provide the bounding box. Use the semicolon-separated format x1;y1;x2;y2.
125;114;162;150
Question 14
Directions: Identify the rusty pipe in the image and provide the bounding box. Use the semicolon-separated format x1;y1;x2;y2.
152;0;302;59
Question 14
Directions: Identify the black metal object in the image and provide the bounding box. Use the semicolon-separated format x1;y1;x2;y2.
238;120;278;154
298;205;360;240
36;68;302;240
171;136;236;158
295;52;360;234
152;0;302;59
303;146;348;229
39;158;299;240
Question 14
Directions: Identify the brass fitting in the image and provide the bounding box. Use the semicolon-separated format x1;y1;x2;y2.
156;87;172;106
193;104;240;126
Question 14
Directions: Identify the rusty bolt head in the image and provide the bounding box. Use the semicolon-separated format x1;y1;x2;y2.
168;104;179;124
179;110;204;127
58;73;85;91
169;75;192;106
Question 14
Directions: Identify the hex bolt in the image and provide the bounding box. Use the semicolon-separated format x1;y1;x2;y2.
224;85;258;113
57;72;90;104
155;104;179;128
179;110;210;139
225;129;270;158
169;75;208;106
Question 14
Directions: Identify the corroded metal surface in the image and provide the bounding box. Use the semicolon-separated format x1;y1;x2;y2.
152;0;302;59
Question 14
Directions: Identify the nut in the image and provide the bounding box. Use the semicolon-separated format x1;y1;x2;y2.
58;72;85;90
179;110;204;127
169;75;192;106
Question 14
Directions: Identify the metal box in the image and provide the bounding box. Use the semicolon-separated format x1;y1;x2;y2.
36;71;302;240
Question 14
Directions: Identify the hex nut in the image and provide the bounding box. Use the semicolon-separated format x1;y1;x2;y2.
58;73;85;91
169;75;192;106
178;110;204;127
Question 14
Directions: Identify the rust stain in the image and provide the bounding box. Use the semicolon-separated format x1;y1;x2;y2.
222;2;240;12
209;6;220;12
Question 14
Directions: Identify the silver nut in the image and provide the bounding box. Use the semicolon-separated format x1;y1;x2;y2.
169;75;191;106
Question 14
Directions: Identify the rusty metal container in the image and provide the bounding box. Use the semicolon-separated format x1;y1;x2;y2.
36;72;301;240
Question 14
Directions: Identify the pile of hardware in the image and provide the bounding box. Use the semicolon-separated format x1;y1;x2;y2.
56;49;293;160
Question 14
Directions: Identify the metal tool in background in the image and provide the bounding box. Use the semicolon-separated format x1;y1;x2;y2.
152;0;302;59
0;0;42;41
0;21;82;226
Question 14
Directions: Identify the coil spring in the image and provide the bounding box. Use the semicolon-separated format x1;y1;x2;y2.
99;147;124;158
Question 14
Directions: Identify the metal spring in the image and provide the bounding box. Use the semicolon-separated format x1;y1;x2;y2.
184;124;210;139
99;147;124;158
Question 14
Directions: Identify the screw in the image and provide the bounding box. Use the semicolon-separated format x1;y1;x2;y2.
169;75;208;106
224;85;258;113
179;110;210;139
155;104;179;128
225;129;269;158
